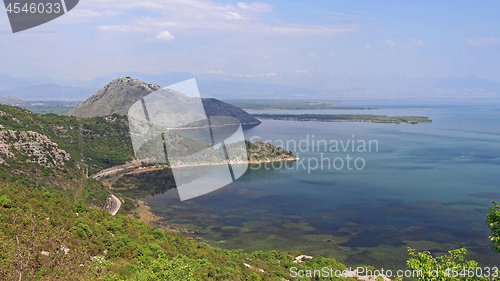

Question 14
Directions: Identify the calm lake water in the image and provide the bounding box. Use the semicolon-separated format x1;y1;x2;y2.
136;99;500;269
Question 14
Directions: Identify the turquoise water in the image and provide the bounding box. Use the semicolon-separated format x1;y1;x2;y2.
140;99;500;269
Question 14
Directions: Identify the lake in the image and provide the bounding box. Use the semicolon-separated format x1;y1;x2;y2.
130;98;500;270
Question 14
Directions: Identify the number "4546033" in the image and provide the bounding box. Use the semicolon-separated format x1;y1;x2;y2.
5;2;61;14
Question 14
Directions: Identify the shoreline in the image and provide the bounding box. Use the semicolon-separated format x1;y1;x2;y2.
130;157;299;174
255;116;432;124
93;157;299;180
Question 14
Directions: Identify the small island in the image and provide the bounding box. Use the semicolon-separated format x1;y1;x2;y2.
253;113;432;124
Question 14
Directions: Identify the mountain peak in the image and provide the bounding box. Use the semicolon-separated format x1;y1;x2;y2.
100;76;162;96
67;77;162;117
111;76;160;88
66;77;261;126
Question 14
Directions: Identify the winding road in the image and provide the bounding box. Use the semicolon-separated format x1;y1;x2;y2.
91;160;141;180
108;195;121;216
92;161;140;216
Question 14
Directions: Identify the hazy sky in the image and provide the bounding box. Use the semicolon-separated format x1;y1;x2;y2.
1;0;499;81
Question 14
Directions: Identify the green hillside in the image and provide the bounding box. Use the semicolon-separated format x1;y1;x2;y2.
0;105;134;175
0;104;496;280
0;105;355;280
0;183;351;280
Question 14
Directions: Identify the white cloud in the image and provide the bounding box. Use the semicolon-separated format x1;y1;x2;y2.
85;0;271;23
382;39;394;45
261;72;277;77
348;10;371;15
466;37;500;46
99;25;150;33
0;0;365;79
307;52;318;57
366;45;371;49
99;19;358;37
253;24;357;35
411;38;424;46
59;9;120;24
237;2;273;13
85;0;359;37
381;30;399;35
156;30;175;41
329;51;336;56
401;38;424;48
227;12;245;20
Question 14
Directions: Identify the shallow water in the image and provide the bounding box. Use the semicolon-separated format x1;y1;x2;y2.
135;98;500;269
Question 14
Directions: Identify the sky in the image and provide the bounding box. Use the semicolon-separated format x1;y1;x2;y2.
0;0;499;81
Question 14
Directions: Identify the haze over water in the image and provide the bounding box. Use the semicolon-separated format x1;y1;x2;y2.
141;99;500;269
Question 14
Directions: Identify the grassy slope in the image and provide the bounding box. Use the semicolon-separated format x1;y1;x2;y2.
0;183;351;280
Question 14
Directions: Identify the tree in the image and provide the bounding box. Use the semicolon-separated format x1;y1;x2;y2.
398;248;496;281
486;201;500;253
397;201;500;281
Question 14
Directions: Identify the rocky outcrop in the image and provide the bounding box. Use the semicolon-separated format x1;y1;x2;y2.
0;110;22;124
0;128;70;167
292;255;313;263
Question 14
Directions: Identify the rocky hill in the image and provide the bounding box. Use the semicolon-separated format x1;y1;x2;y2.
0;96;28;106
0;105;134;176
0;105;110;208
67;77;161;117
0;128;71;167
67;77;261;126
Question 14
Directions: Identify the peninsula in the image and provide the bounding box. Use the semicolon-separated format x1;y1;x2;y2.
253;113;432;124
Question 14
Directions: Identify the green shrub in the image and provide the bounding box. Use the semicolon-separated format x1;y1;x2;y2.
152;228;164;240
0;195;11;208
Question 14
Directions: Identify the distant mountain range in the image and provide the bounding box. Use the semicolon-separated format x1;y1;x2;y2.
68;71;500;99
0;83;94;100
0;73;31;91
0;71;499;100
83;72;323;100
434;75;500;92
